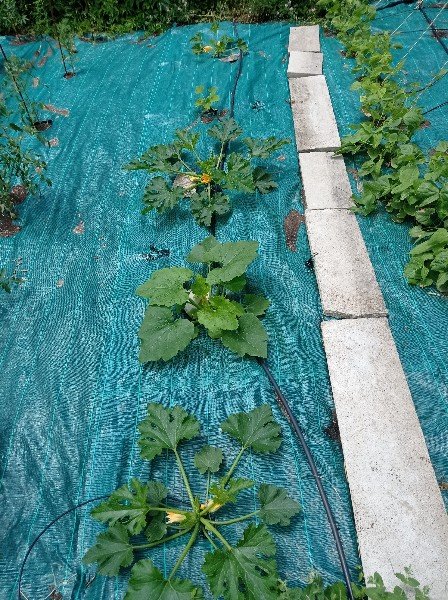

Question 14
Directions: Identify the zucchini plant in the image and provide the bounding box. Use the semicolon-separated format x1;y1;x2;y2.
190;22;248;59
83;403;301;599
83;402;431;599
136;236;270;361
124;116;289;228
319;0;448;292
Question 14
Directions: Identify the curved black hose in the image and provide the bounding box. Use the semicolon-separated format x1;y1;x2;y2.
17;495;109;599
16;492;190;598
208;22;355;597
423;98;448;113
258;358;355;600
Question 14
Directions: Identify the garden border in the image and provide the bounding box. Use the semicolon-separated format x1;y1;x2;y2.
288;25;448;599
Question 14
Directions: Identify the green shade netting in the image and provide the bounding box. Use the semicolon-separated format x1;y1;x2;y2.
0;23;359;599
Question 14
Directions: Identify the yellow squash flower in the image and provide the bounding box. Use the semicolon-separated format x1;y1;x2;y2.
203;45;213;53
166;512;186;524
201;173;212;184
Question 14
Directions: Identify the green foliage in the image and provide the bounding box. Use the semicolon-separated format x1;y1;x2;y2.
279;568;430;599
84;403;301;599
221;403;281;453
0;0;318;37
0;55;51;219
195;85;220;113
320;0;448;292
136;236;269;361
202;523;279;599
194;445;223;474
0;267;22;293
405;228;448;293
125;559;205;599
190;23;248;59
125;115;288;228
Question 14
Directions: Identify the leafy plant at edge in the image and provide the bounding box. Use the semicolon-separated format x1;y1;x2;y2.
83;402;302;599
0;54;51;219
190;22;248;59
124;115;289;228
318;0;448;292
136;235;270;362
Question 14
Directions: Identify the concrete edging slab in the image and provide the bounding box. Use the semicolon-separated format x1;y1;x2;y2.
305;208;387;318
299;152;352;209
287;51;323;78
289;76;341;152
321;318;448;599
288;25;321;52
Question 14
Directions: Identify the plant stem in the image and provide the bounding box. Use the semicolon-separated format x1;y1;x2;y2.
203;529;219;550
220;446;245;487
174;449;196;508
216;141;226;169
201;519;232;551
211;511;259;526
205;471;211;501
133;529;189;550
168;524;199;580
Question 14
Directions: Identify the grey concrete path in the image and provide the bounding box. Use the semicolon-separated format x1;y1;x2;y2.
322;319;448;599
287;24;448;599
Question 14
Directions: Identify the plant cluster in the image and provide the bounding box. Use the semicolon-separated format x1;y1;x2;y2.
0;266;22;292
125;116;288;228
0;55;51;219
190;22;248;59
136;236;269;362
83;403;302;599
319;0;448;292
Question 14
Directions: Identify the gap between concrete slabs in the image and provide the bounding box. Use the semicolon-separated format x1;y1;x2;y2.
287;24;448;598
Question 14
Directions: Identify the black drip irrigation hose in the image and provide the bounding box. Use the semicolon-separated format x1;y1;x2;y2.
424;98;448;112
16;493;188;598
258;359;355;600
17;495;108;599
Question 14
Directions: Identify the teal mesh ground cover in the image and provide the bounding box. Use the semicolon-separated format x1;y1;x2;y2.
0;24;361;599
322;1;448;509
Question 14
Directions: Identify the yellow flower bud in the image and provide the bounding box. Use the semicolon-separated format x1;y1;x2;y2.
201;173;212;184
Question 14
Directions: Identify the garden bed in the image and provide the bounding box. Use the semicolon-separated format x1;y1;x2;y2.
0;24;359;598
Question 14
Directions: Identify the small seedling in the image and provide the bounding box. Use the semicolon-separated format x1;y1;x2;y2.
136;236;270;361
195;85;219;113
190;23;248;59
